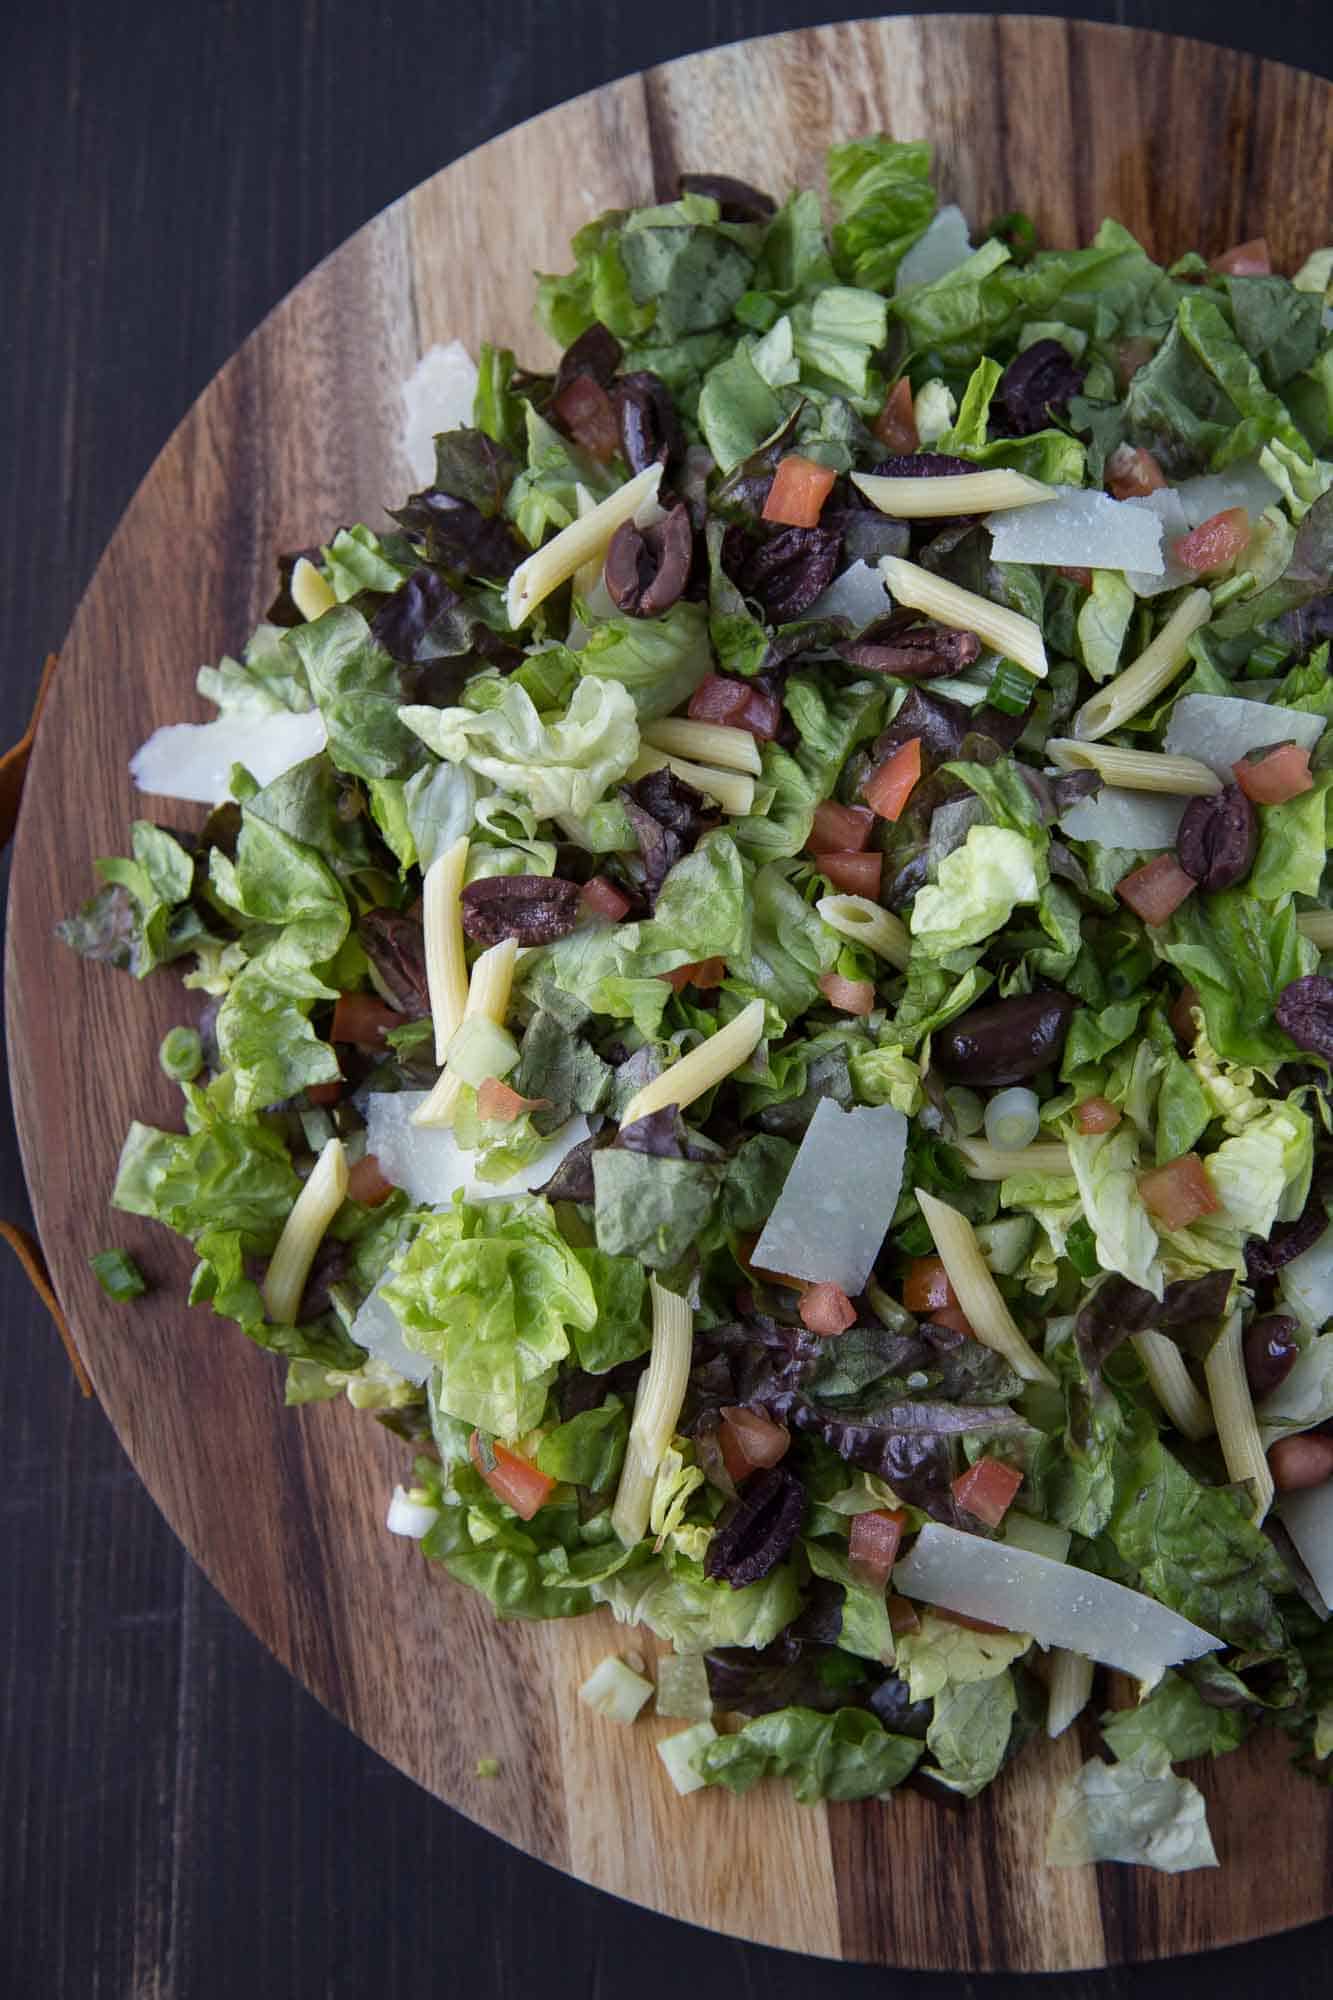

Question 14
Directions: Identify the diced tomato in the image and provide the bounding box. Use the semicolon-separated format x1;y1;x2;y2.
1233;741;1314;805
468;1432;555;1521
925;1305;976;1338
808;800;875;855
863;738;923;822
887;1593;921;1636
817;851;883;898
549;374;620;461
720;1405;791;1474
1172;506;1250;576
1105;443;1167;500
345;1153;396;1207
848;1508;908;1590
799;1281;858;1336
1138;1152;1221;1229
476;1077;550;1123
581;874;632;922
1115;338;1157;390
1075;1095;1122;1135
1212;237;1271;276
306;1079;344;1107
688;673;782;741
1057;565;1093;589
330;992;402;1046
763;454;838;529
873;377;918;454
902;1254;957;1315
1170;983;1202;1045
1115;853;1197;926
952;1457;1024;1527
817;972;876;1016
663;955;727;993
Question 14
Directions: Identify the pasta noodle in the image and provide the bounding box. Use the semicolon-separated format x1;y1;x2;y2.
852;468;1051;519
422;835;470;1063
1046;739;1221;796
954;1136;1072;1180
626;747;755;816
611;1277;694;1548
619;998;766;1129
1204;1309;1274;1521
1045;1649;1095;1739
1132;1329;1215;1442
914;1187;1056;1384
641;718;764;776
815;893;911;969
261;1137;349;1326
506;464;663;627
1070;588;1212;742
879;554;1048;679
412;935;518;1129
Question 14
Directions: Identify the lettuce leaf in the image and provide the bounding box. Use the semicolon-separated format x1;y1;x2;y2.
401;676;639;819
535;1400;627;1491
826;136;936;293
576;598;713;720
893;1610;1031;1704
381;1198;597;1439
1250;779;1332;902
1046;1746;1218;1872
694;1704;922;1802
926;1671;1018;1797
1152;890;1316;1072
591;1549;801;1651
285;608;423;781
1205;1099;1313;1242
62;821;205;978
803;1540;896;1665
909;825;1041;956
112;1097;300;1251
1066;1125;1162;1297
1100;1670;1249;1764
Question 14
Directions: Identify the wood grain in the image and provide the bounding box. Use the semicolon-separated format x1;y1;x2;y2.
7;15;1333;1973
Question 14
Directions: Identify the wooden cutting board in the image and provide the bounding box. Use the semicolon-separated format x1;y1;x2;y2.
8;15;1333;1972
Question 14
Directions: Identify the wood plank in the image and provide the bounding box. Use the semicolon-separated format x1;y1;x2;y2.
8;17;1333;1972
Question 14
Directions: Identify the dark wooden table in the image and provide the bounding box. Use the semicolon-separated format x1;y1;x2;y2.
5;3;1333;1993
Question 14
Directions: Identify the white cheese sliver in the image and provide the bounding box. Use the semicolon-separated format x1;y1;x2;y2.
1164;693;1326;776
1278;1483;1333;1612
1279;1221;1333;1330
894;1524;1222;1681
985;486;1164;574
751;1098;908;1296
1174;461;1281;528
1123;490;1193;597
364;1092;591;1208
352;1285;432;1386
806;559;892;630
1057;786;1188;851
400;339;479;485
895;205;974;293
130;708;328;804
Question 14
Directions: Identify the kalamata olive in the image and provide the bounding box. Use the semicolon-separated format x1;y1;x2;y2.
552;321;622;397
1243;1314;1300;1399
934;992;1079;1087
704;1465;806;1587
729;524;842;623
677;172;777;222
1176;783;1257;891
1276;975;1333;1061
603;503;694;617
992;339;1086;437
1268;1433;1333;1492
612;370;685;478
841;618;982;679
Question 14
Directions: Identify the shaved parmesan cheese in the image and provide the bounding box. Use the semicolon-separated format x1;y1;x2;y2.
895;204;974;292
1175;461;1281;528
1058;785;1188;850
894;1524;1221;1682
352;1284;431;1386
365;1092;591;1207
751;1099;908;1296
401;340;479;485
806;558;893;628
130;708;328;804
1123;490;1193;596
1279;1222;1333;1330
1163;693;1326;776
1279;1482;1333;1611
985;486;1164;573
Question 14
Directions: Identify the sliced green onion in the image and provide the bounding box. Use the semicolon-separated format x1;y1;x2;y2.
988;659;1039;716
984;1087;1042;1152
1105;945;1153;1000
90;1249;147;1302
1247;639;1291;676
475;1757;501;1778
158;1026;203;1082
945;1086;985;1137
1209;569;1255;610
1065;1218;1101;1280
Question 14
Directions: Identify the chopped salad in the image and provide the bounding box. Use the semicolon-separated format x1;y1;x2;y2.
62;140;1333;1869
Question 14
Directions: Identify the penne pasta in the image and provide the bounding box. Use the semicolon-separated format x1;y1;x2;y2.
619;998;766;1129
879;554;1048;679
641;718;764;776
1132;1329;1215;1442
1070;588;1212;742
954;1136;1072;1181
290;556;337;621
914;1188;1056;1384
1046;739;1221;796
506;464;663;627
611;1277;694;1547
412;935;518;1129
1297;909;1333;952
1204;1309;1274;1522
815;893;911;969
422;835;470;1063
262;1137;349;1325
627;747;756;816
852;468;1053;520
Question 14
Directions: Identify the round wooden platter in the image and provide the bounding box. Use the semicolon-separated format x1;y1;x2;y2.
9;14;1333;1973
